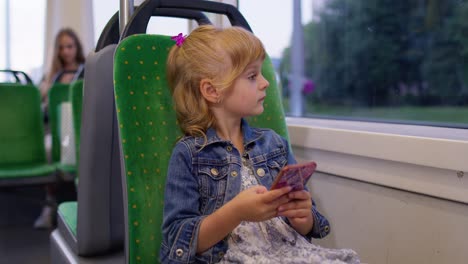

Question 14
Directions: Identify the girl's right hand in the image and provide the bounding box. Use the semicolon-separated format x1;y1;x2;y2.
230;185;292;222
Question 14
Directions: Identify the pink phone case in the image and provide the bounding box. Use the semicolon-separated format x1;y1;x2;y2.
270;161;317;191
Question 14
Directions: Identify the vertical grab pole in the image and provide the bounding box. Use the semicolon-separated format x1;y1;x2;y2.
5;0;11;70
120;0;134;34
290;0;304;116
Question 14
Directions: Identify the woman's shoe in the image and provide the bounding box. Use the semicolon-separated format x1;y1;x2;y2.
33;205;55;229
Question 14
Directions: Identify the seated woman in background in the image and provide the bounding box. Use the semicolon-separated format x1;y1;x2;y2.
34;27;85;229
40;27;85;114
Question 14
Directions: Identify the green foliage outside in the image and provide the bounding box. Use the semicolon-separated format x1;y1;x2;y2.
283;99;468;124
280;0;468;124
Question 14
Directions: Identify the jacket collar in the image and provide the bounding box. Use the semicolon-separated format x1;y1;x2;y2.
194;119;264;148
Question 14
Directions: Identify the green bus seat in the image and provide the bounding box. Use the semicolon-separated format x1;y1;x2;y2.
69;80;83;188
51;8;211;262
54;81;84;254
75;44;125;256
70;80;84;167
51;14;126;263
53;46;125;259
48;83;77;175
114;34;179;263
0;84;56;186
58;201;78;237
114;31;288;263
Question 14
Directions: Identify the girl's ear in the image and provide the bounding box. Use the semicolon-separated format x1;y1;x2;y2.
199;78;220;103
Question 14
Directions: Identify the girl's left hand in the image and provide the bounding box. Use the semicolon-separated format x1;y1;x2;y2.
277;190;314;235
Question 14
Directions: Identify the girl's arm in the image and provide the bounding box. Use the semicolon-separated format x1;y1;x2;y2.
278;190;314;235
278;192;331;239
197;185;292;253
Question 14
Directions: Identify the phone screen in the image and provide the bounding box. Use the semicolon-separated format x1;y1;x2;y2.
270;161;317;191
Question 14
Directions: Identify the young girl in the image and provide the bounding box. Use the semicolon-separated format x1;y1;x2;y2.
160;25;360;264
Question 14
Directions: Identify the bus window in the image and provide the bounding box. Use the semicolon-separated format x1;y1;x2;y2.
240;0;468;127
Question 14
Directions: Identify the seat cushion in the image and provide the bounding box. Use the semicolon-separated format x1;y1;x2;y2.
58;201;78;237
56;163;76;174
0;163;56;178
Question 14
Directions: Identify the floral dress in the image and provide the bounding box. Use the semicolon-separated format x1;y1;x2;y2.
220;158;360;264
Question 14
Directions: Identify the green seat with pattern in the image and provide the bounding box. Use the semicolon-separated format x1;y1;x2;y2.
113;2;288;263
115;35;179;263
114;35;288;264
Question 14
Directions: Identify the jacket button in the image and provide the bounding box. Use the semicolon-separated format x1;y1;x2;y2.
324;225;330;232
218;252;225;258
210;168;219;176
176;248;183;257
226;146;232;152
256;168;265;177
231;171;238;177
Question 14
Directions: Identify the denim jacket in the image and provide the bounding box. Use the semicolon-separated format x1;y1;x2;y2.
160;120;330;264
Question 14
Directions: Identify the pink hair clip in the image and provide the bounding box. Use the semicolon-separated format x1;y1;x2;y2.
171;33;186;47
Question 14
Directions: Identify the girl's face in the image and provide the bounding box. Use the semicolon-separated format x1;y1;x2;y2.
221;59;269;119
58;34;78;66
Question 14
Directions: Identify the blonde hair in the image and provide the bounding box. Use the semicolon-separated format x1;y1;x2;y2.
166;25;266;138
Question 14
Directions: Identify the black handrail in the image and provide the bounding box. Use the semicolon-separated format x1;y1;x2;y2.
96;8;211;51
121;0;251;39
121;6;212;39
0;69;34;84
95;11;120;52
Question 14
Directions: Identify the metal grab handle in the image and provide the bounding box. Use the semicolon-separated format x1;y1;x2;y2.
121;0;251;40
121;7;211;39
95;11;120;52
153;0;249;30
97;7;211;51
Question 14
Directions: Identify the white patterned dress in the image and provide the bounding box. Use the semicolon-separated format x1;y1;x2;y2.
220;159;360;264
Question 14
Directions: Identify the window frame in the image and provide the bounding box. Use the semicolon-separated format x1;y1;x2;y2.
287;117;468;204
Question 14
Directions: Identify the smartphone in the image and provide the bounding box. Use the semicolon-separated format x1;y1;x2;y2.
270;161;317;191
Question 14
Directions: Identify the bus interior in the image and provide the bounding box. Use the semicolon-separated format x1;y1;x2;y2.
0;0;467;263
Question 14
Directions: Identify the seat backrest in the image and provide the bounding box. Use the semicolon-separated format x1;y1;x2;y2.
48;83;73;163
69;80;84;165
114;35;179;263
72;8;211;257
76;44;124;256
0;84;48;166
114;34;288;263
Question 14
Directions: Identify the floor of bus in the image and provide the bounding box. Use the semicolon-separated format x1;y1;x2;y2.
0;181;76;263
